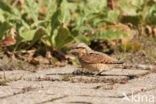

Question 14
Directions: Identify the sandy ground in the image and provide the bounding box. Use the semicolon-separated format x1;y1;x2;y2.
0;65;156;104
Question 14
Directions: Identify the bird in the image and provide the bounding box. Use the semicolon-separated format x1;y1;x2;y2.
70;43;123;76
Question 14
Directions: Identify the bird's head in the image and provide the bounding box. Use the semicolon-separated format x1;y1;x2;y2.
69;43;91;57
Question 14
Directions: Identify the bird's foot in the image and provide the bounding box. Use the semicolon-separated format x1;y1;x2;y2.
94;70;106;76
72;69;94;76
94;72;102;76
72;69;83;75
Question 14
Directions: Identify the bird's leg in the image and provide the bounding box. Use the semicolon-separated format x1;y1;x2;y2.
73;69;81;75
72;66;84;75
78;68;94;76
81;68;89;75
94;70;106;76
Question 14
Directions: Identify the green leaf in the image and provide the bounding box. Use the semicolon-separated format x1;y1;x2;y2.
28;28;45;48
0;9;5;22
106;10;120;23
24;0;39;23
97;29;128;41
75;34;90;44
0;21;11;39
56;0;63;7
0;1;13;14
54;25;73;49
147;4;156;24
19;28;37;41
51;8;61;34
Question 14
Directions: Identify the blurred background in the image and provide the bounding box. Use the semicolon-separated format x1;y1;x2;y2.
0;0;156;66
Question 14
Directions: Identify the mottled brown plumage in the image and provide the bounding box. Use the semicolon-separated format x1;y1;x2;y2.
80;53;119;64
70;43;123;75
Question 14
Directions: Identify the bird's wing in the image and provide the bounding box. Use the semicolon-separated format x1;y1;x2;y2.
80;53;122;64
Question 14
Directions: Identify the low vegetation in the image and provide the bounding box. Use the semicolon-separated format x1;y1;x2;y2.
0;0;155;65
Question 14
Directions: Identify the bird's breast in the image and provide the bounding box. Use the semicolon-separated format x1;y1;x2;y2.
80;60;112;72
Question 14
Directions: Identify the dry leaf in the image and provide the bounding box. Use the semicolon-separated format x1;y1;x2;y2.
145;25;152;36
30;56;50;65
39;6;48;16
2;28;17;47
152;27;156;37
107;0;117;10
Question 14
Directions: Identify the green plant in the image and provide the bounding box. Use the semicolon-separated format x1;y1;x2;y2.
0;0;155;53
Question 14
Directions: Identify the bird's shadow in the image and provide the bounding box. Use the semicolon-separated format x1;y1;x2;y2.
46;70;105;77
46;70;132;77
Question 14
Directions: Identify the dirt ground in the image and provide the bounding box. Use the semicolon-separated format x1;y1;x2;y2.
0;60;156;104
